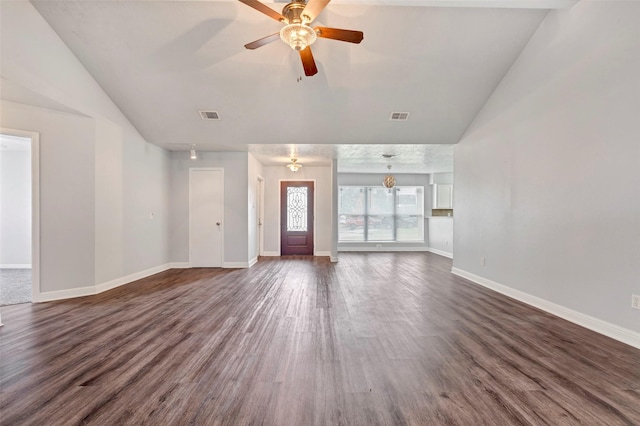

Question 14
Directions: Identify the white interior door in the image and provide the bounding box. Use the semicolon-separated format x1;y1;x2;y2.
190;169;223;267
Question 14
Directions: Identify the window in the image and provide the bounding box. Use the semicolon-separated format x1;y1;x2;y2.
338;186;424;242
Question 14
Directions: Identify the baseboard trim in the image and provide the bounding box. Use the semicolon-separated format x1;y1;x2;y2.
330;256;339;263
169;262;191;269
223;262;249;269
451;267;640;350
314;251;331;257
37;285;96;303
248;257;258;267
0;264;32;269
426;248;453;258
96;264;172;294
338;246;430;252
261;251;280;257
37;263;175;303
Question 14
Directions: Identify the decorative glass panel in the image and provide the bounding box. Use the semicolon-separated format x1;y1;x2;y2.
287;187;308;231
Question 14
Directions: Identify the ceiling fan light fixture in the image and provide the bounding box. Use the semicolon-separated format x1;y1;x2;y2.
280;23;317;51
287;158;302;172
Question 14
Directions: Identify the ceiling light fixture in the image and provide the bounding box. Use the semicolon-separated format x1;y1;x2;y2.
280;23;317;51
383;165;396;189
287;158;302;172
190;144;197;160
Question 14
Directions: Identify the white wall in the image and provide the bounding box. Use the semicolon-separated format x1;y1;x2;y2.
169;151;250;266
1;1;171;297
262;165;332;256
454;1;640;338
0;150;31;266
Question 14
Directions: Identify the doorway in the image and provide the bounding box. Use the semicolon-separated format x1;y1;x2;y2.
280;180;314;255
0;129;40;312
189;168;224;267
256;177;264;259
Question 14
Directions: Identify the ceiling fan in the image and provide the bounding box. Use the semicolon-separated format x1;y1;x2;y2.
238;0;364;77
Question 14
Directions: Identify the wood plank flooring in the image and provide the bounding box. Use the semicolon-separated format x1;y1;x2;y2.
1;253;639;425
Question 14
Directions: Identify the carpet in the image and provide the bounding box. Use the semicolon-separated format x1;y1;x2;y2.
0;269;32;306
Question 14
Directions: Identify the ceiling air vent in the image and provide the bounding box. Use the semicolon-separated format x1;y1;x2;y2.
390;112;410;121
199;110;220;120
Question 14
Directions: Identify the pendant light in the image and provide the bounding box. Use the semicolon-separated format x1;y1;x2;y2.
190;144;197;160
383;165;396;189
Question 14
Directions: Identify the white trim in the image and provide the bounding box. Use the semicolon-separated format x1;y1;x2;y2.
261;251;280;257
314;251;331;257
249;257;258;267
330;256;339;263
0;264;32;269
38;285;96;303
451;267;640;350
169;262;191;269
426;247;453;258
223;262;250;269
95;263;171;294
339;246;430;252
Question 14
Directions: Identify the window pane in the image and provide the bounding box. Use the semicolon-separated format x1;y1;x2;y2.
368;214;394;241
287;186;307;231
338;185;425;243
396;187;424;242
339;187;365;241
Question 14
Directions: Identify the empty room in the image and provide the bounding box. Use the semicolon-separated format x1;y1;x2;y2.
1;0;638;424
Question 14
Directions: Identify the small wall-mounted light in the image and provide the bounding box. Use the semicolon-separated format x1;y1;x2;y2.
190;144;197;160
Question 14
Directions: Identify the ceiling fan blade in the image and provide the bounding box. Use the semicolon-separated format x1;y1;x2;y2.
244;32;281;50
301;0;330;23
315;27;364;44
299;47;318;77
238;0;286;22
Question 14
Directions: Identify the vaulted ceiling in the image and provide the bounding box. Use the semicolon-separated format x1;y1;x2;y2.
19;0;573;172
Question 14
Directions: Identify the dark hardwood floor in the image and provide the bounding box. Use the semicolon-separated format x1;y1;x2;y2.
1;253;639;425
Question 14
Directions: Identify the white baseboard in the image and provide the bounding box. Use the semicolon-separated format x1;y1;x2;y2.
37;285;96;303
37;262;175;303
338;246;430;252
169;262;191;269
0;264;32;269
261;251;280;257
223;262;249;268
330;256;339;263
314;251;331;257
426;248;453;258
451;267;640;350
249;257;258;267
96;263;171;294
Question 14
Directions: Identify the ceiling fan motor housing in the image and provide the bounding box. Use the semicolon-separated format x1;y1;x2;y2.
282;1;309;24
280;1;317;50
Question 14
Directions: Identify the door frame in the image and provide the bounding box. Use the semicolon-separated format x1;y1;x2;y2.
189;167;224;267
279;179;316;256
257;176;264;258
0;127;40;309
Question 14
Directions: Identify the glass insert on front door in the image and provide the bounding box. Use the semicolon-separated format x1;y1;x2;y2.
287;186;308;231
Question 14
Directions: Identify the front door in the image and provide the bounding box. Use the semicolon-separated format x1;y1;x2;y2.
280;181;314;255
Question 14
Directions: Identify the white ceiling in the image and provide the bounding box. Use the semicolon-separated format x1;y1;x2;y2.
25;0;564;173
